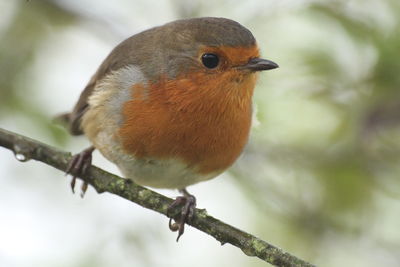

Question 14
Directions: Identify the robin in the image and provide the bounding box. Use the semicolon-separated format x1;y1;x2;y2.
59;17;278;240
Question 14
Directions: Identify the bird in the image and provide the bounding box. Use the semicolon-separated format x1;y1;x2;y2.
59;17;278;240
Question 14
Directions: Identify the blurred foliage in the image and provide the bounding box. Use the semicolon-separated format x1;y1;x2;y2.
232;0;400;264
0;0;77;144
1;0;400;266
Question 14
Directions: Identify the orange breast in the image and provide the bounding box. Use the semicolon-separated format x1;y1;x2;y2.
118;63;258;175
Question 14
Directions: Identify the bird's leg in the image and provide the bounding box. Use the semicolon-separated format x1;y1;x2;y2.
168;188;197;241
65;146;95;198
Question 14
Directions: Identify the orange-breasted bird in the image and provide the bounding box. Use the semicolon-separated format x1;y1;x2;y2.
60;17;278;240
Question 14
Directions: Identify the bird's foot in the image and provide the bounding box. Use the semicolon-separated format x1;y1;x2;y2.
66;146;95;198
168;188;196;241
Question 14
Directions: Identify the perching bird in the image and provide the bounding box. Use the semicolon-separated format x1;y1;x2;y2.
59;17;278;240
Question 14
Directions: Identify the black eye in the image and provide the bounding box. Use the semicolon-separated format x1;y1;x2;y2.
201;53;219;69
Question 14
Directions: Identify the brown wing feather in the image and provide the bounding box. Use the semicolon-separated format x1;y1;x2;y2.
59;77;95;135
62;32;156;135
62;40;130;135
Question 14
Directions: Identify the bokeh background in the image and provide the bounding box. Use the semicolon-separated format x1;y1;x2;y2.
1;0;400;266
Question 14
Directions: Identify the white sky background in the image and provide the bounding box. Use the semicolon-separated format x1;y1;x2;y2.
1;0;399;266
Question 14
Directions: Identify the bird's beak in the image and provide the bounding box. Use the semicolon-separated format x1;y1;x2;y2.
238;58;279;72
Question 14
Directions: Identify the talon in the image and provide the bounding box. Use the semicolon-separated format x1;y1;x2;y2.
167;188;197;241
65;146;95;197
176;220;186;242
70;176;76;193
80;182;88;198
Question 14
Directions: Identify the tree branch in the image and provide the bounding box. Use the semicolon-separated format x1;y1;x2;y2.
0;127;315;267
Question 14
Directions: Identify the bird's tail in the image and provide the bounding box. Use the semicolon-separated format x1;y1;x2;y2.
53;112;83;136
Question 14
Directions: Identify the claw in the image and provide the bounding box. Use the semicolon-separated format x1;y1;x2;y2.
167;188;197;241
80;182;88;198
65;146;95;197
70;176;76;194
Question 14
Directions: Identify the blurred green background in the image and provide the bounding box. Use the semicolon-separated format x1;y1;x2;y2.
1;0;400;266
